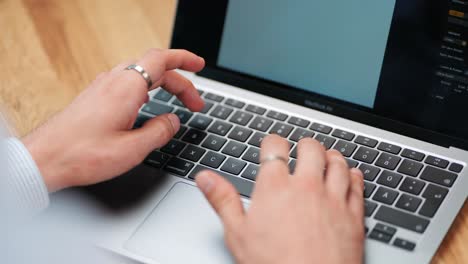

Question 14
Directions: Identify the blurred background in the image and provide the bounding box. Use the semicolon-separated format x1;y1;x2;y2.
0;1;467;263
0;0;175;137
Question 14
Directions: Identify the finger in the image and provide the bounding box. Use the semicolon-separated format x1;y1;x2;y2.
256;134;290;189
139;48;205;90
160;70;204;112
196;170;245;232
294;138;326;185
348;168;365;220
124;113;180;159
325;150;351;201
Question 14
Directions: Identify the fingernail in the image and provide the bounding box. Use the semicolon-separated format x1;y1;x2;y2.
167;113;180;133
196;172;214;194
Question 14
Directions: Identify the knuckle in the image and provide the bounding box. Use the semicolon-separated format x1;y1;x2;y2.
154;116;175;139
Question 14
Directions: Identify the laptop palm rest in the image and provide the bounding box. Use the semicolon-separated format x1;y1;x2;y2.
125;182;236;264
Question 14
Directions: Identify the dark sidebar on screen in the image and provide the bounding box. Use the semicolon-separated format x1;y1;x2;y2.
375;0;468;142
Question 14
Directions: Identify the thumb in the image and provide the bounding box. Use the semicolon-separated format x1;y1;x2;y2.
126;113;180;157
196;170;245;232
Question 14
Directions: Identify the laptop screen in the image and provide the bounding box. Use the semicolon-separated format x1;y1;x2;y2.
171;0;468;149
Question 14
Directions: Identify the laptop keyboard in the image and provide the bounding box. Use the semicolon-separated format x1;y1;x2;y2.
135;88;465;253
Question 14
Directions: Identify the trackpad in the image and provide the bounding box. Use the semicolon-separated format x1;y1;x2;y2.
125;182;235;264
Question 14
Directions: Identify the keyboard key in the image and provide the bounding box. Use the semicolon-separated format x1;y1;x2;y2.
202;135;227;151
200;151;226;168
288;116;310;128
290;146;298;159
142;101;174;116
396;194;422;213
378;142;402;154
332;129;355;141
172;98;185;107
200;101;214;114
365;200;378;217
197;89;204;95
289;128;314;142
228;126;253;142
174;126;187;139
222;141;247;158
164;157;194;176
144;151;170;168
174;109;193;124
353;147;379;164
374;205;429;233
181;129;207;145
372;187;399;205
393;238;416;251
248;132;266;147
249;116;274;132
345;159;358;168
289;159;296;174
364;182;376;198
333;140;358;157
188;115;213;130
242;164;260;181
399;178;425;195
359;164;381;181
266;110;288;121
246;104;266;115
397;159;423;177
419;184;448;217
161;140;186;155
310;123;332;134
269;122;294;138
189;165;254;197
315;134;336;149
221;158;247;175
208;120;233;136
401;149;425;162
134;114;151;128
449;163;464;173
425;156;449;169
420;166;457;187
375;153;401;170
376;171;403;188
153;89;173;102
205;92;224;102
354;136;378;148
210;105;234;120
230;111;253;126
369;230;392;243
242;147;260;164
225;98;245;109
374;223;397;236
180;145;206;162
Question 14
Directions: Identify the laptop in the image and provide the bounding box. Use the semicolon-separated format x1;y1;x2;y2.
51;1;468;263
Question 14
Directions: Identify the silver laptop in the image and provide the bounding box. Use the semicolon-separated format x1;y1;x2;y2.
50;1;468;263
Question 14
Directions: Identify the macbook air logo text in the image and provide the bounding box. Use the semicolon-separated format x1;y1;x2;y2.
304;100;334;113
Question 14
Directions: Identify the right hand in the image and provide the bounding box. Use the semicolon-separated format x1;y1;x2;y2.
196;134;365;264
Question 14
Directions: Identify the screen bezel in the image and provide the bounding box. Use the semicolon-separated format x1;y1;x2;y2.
170;0;468;150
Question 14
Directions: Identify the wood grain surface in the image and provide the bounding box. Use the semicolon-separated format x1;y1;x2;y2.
0;1;466;263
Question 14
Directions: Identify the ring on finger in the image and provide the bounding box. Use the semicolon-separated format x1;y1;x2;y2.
260;154;289;165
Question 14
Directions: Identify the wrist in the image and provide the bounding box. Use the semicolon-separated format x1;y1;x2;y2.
22;133;71;192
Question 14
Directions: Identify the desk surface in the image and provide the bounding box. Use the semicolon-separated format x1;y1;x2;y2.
0;1;467;263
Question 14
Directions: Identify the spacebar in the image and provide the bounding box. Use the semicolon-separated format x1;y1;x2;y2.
374;206;430;234
189;165;254;197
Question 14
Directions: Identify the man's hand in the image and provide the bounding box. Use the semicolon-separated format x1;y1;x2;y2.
196;134;365;264
23;49;205;192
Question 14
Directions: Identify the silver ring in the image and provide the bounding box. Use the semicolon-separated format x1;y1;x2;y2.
125;64;153;90
260;154;289;165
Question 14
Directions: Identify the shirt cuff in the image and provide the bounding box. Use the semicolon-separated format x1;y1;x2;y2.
4;137;50;212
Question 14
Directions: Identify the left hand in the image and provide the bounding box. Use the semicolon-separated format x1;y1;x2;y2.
23;48;205;192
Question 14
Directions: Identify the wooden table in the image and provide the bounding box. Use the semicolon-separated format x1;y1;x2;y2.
0;1;466;263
